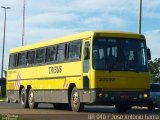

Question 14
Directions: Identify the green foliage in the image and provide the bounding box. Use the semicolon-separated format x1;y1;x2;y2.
149;58;160;83
1;85;6;97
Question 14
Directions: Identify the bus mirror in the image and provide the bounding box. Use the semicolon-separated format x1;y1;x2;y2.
84;48;90;60
147;48;151;60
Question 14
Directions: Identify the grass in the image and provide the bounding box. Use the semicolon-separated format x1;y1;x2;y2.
0;96;6;101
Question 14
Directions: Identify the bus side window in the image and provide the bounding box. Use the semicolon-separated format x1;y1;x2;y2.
68;40;82;61
57;44;66;62
26;50;35;65
9;54;17;69
17;52;26;67
36;48;45;64
46;46;57;63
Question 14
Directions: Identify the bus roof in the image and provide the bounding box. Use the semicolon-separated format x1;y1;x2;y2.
10;30;145;53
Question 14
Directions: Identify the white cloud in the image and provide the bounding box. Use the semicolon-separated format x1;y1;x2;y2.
83;15;126;29
145;29;160;59
83;17;103;28
24;27;81;45
60;0;137;13
143;11;160;19
107;16;126;27
26;12;78;26
144;0;160;10
0;0;20;6
21;0;138;17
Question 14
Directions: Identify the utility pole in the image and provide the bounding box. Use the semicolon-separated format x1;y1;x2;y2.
138;0;142;34
1;6;11;78
22;0;26;46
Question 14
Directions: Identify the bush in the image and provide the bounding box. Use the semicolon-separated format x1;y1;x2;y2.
0;78;6;97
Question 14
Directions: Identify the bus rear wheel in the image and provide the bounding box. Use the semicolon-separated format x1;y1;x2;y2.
20;88;29;108
70;87;84;112
28;88;38;109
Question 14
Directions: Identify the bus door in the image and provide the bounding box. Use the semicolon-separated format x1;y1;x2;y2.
82;39;91;101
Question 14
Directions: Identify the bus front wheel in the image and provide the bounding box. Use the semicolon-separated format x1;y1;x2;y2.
148;100;155;111
28;88;38;109
20;88;29;108
115;103;129;113
70;87;84;112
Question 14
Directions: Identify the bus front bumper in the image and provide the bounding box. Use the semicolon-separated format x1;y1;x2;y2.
88;89;150;106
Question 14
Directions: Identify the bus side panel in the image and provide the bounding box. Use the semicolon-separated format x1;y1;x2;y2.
7;61;83;103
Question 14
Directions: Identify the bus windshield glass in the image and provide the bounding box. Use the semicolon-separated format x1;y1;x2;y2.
93;37;148;71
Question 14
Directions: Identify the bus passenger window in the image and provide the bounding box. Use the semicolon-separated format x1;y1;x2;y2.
26;50;35;65
46;46;57;63
17;52;26;66
68;41;81;61
57;44;66;62
9;54;17;69
36;48;45;64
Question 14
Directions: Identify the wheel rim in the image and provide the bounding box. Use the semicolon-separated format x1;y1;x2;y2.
29;91;34;106
72;91;79;107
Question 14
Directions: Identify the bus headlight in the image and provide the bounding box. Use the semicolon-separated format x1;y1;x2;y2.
143;94;148;98
99;92;103;97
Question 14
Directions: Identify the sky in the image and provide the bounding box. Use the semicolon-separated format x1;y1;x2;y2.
0;0;160;72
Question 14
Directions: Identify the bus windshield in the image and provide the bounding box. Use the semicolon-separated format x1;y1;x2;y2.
93;37;148;72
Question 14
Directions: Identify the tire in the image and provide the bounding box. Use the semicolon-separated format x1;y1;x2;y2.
127;105;132;110
148;105;155;111
28;88;38;109
20;88;29;108
70;87;84;112
115;103;129;113
148;101;155;111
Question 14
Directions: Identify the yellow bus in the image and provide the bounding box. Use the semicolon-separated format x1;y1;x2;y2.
7;31;151;112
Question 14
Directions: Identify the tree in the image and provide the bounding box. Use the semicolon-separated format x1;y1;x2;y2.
148;58;160;83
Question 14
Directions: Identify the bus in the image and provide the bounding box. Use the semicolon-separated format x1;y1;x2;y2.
7;31;151;112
